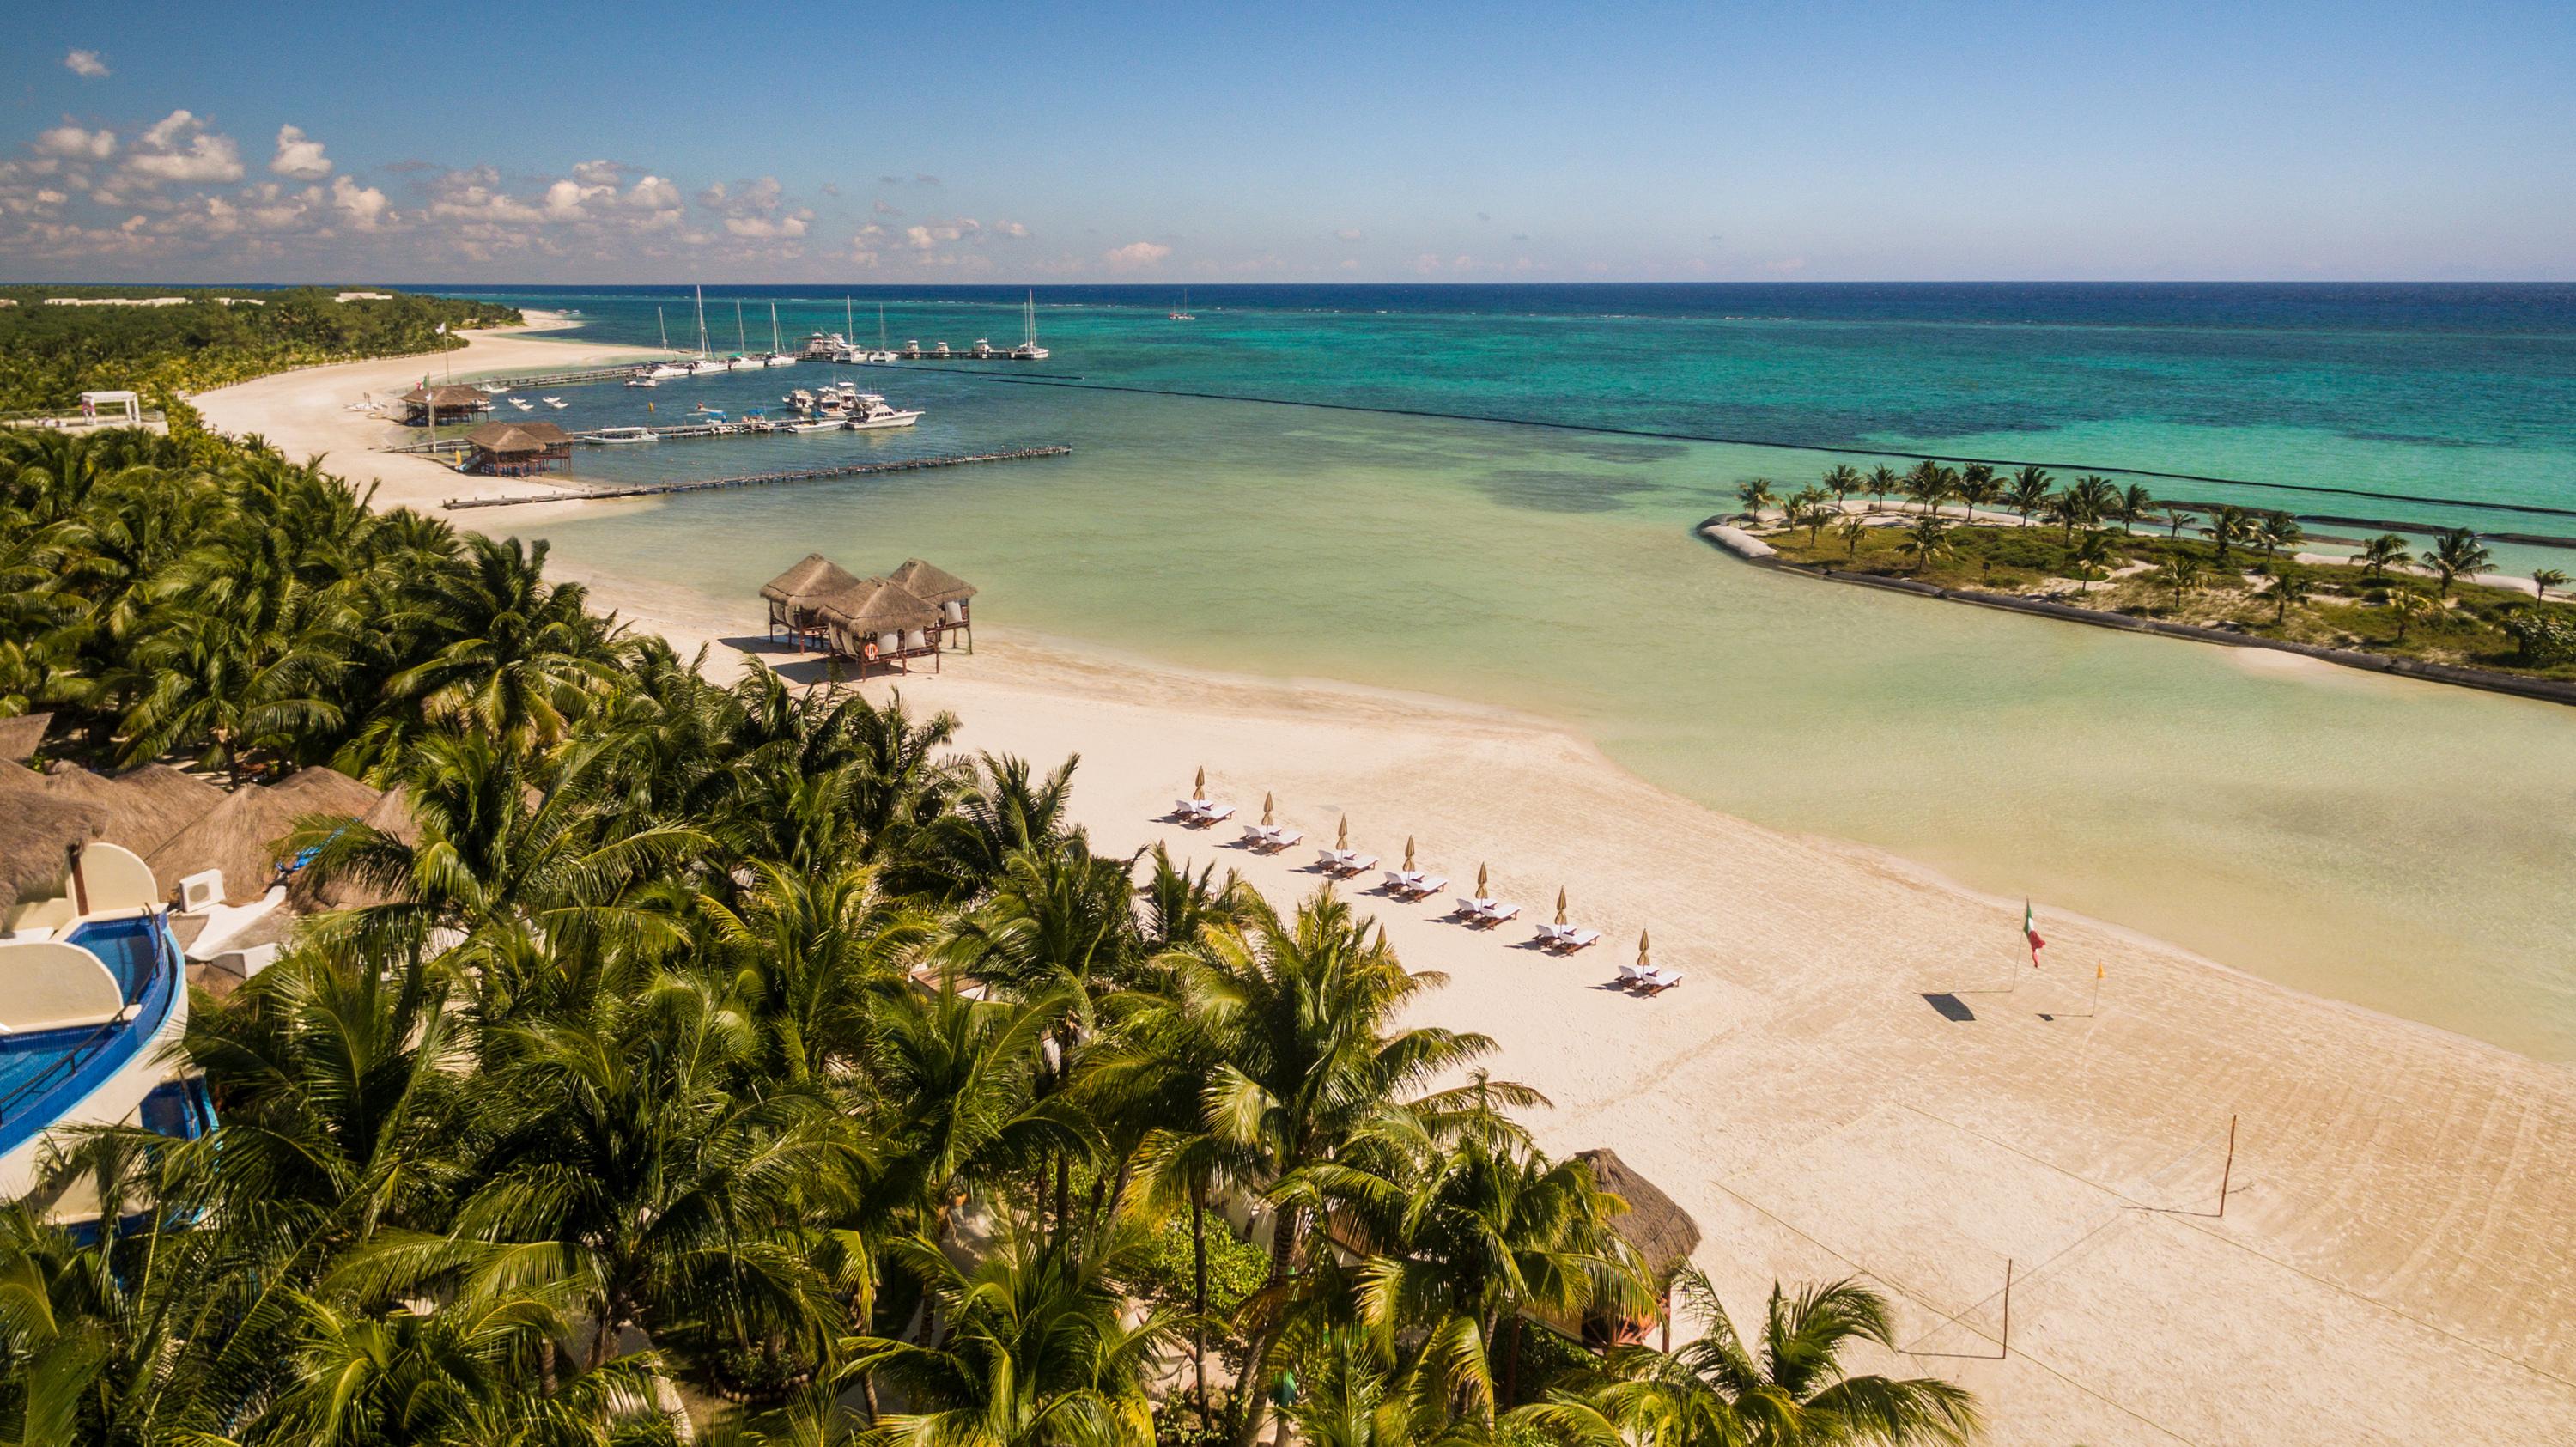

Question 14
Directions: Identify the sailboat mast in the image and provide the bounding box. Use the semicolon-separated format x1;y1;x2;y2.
658;304;669;350
736;299;747;353
694;285;709;357
771;301;782;352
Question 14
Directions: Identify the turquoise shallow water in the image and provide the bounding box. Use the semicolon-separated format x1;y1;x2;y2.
461;287;2576;1060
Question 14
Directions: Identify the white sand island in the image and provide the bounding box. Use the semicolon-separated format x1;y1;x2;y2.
193;319;2576;1446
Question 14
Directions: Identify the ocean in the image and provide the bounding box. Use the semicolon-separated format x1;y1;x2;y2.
429;284;2576;1059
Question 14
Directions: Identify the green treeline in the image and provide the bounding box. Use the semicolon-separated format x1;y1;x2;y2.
0;423;1978;1445
0;285;521;417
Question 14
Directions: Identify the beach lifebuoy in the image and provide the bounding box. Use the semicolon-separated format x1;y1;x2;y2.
862;640;878;662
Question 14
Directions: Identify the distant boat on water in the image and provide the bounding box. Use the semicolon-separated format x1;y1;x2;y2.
1013;290;1050;360
1169;289;1195;321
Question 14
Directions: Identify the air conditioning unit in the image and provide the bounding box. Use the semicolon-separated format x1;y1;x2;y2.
177;870;224;913
213;941;280;979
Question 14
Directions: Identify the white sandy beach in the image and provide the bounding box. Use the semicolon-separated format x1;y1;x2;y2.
196;324;2576;1445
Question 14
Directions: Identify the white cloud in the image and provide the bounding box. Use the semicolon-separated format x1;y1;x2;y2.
725;212;809;239
331;175;390;230
35;125;117;161
270;125;331;179
994;220;1029;238
1103;240;1171;271
1336;228;1366;242
123;111;243;184
64;50;110;79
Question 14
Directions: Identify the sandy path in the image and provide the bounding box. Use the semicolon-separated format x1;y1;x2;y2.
195;329;2576;1445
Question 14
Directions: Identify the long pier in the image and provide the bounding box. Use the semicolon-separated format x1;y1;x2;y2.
441;445;1072;509
470;362;663;387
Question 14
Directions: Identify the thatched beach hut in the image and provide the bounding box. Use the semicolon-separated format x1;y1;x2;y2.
31;762;225;860
287;787;421;913
463;420;572;476
395;385;492;425
0;712;52;764
1575;1147;1703;1346
147;766;383;905
760;553;866;647
815;576;943;675
0;770;106;916
888;558;978;649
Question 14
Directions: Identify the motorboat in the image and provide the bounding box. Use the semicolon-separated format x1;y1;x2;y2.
541;396;568;409
969;338;997;359
846;392;922;429
591;425;658;443
507;398;534;411
644;361;691;380
624;375;660;388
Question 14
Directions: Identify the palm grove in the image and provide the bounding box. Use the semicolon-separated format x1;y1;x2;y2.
1739;460;2574;672
1;422;1978;1446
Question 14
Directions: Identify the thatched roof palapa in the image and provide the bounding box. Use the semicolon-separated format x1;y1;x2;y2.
887;558;977;605
0;766;105;911
0;712;52;763
814;575;939;637
759;553;865;610
33;761;226;858
147;766;384;905
463;420;570;453
287;787;421;912
398;384;489;408
1575;1148;1702;1281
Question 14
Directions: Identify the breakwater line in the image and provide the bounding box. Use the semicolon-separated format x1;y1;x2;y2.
441;446;1072;509
915;369;2576;526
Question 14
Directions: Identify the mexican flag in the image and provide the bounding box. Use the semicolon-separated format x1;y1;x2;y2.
2024;901;2046;968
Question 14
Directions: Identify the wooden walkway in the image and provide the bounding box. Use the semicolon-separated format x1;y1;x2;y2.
442;445;1072;509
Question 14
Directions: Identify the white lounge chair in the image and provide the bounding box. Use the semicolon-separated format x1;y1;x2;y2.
1382;869;1421;893
1242;823;1273;847
1262;827;1303;851
1334;853;1380;877
1193;802;1235;827
1616;962;1649;986
1460;899;1520;927
1633;965;1684;994
1540;926;1602;952
1401;874;1448;899
1176;799;1211;822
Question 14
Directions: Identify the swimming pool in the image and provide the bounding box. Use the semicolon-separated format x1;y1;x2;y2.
63;914;169;1001
0;912;182;1163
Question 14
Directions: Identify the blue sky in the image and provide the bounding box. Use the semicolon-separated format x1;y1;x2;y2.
3;0;2570;281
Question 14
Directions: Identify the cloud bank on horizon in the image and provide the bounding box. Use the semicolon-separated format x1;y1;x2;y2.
3;3;2572;284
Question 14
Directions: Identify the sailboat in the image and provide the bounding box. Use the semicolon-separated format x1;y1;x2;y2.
1169;288;1195;321
1012;289;1050;360
641;304;690;379
763;301;797;366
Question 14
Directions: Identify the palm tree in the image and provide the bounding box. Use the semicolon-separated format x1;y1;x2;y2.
1791;492;1837;547
2253;512;2305;568
2536;568;2570;605
1734;479;1780;522
2067;477;2118;540
1540;1270;1978;1447
2201;505;2254;565
2070;530;2116;593
1835;514;1868;560
2386;583;2433;641
1897;517;1953;576
2422;529;2492;596
1820;465;1862;512
845;1224;1176;1447
386;533;625;754
2160;505;2199;540
2003;465;2053;524
1177;889;1530;1447
1863;465;1899;514
2354;534;2410;580
1900;461;1952;519
2270;567;2313;626
1952;464;2000;518
2154;554;2202;613
2111;483;2157;533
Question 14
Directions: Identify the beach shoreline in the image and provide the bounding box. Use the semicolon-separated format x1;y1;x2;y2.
191;324;2576;1445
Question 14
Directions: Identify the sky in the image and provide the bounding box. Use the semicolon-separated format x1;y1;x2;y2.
2;0;2571;283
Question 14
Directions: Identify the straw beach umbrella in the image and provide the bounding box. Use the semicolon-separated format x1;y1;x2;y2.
1402;836;1416;871
1336;817;1349;850
1194;766;1206;799
1474;862;1490;897
1555;887;1569;925
1261;792;1275;826
1637;928;1651;969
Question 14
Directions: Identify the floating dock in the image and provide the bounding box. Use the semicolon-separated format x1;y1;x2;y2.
442;446;1072;509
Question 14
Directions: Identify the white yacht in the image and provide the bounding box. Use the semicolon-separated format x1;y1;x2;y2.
507;398;534;411
592;425;659;443
847;392;922;429
644;361;691;380
541;396;568;409
1012;289;1050;360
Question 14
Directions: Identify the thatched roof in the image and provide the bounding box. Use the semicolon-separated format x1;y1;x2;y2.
33;761;225;858
887;558;977;605
0;712;52;763
815;576;939;635
287;787;418;912
1576;1148;1701;1280
759;552;864;609
398;384;489;408
0;766;104;910
147;766;383;905
464;420;570;453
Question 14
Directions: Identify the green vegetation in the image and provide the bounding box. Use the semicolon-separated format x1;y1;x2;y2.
1750;465;2576;683
2;423;1979;1446
0;284;519;423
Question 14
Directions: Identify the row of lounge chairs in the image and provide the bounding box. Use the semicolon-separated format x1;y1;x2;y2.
1167;783;1680;993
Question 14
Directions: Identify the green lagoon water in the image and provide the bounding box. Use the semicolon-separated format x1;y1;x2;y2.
465;286;2576;1060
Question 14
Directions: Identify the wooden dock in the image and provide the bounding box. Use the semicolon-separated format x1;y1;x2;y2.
441;446;1072;509
472;362;667;388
